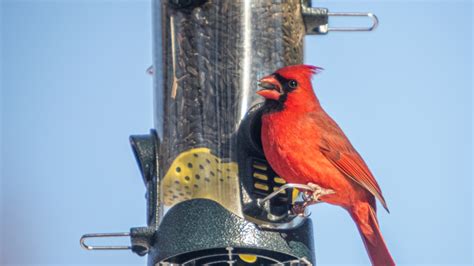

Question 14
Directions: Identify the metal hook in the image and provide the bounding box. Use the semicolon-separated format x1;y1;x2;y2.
146;65;154;76
327;12;379;32
80;232;131;251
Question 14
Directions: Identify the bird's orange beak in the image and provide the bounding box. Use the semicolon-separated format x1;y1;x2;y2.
257;75;282;101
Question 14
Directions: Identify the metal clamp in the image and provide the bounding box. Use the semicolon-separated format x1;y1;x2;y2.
80;232;131;251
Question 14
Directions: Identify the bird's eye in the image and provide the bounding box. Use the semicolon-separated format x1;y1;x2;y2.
288;80;298;89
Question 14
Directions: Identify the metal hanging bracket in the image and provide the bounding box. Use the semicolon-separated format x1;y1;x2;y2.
80;227;155;256
301;0;379;35
80;232;132;251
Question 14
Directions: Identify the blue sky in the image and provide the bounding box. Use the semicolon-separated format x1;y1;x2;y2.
1;0;472;265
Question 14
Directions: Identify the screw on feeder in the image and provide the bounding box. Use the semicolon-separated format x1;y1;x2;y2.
146;65;154;76
226;247;236;265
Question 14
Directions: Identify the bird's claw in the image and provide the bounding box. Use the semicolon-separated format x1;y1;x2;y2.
292;202;311;217
291;183;334;217
306;182;335;202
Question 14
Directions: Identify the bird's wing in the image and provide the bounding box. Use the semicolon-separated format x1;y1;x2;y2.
310;112;389;212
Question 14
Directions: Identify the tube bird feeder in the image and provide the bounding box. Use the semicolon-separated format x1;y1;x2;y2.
81;0;378;265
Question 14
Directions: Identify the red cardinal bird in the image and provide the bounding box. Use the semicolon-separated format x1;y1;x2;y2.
257;64;394;266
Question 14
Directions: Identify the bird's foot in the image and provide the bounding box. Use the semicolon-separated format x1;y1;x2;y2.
291;203;307;217
306;182;335;203
291;183;335;217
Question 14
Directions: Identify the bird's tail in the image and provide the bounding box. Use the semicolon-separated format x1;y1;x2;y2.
350;203;395;266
